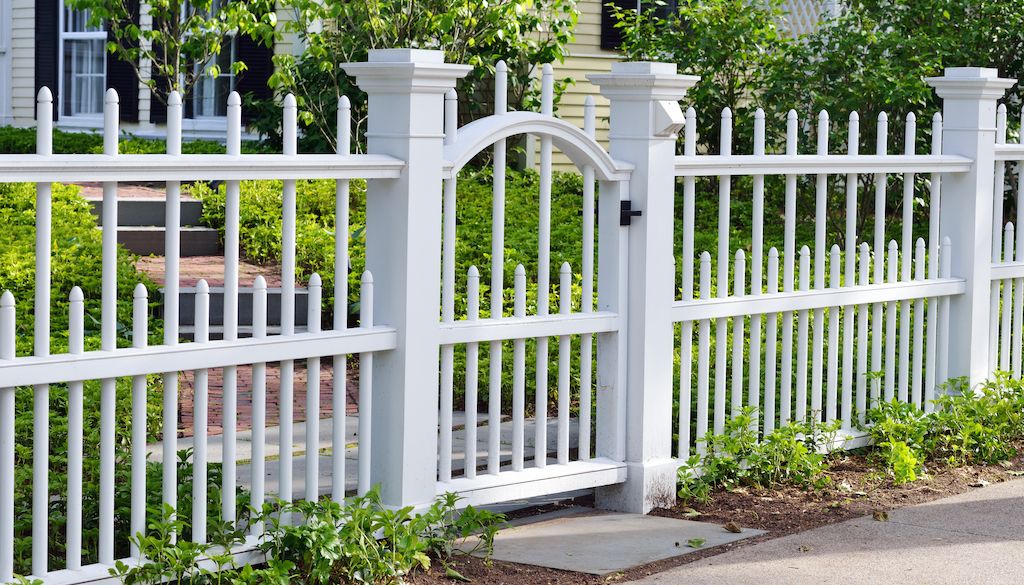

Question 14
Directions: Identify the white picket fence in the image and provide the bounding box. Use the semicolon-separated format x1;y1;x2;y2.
0;50;1017;584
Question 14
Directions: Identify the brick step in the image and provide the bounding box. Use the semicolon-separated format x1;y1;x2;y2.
167;285;311;328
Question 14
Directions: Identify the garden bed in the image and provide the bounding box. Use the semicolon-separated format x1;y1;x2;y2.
408;450;1024;584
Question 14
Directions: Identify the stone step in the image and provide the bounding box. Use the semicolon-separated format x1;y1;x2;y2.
111;225;222;256
167;285;311;328
89;198;205;227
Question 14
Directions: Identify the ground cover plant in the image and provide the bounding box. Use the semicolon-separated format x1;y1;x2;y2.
109;489;503;585
0;126;267;155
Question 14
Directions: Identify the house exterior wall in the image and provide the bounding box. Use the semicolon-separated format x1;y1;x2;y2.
11;0;36;125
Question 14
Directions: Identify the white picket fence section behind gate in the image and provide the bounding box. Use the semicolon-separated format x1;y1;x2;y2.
0;51;1018;585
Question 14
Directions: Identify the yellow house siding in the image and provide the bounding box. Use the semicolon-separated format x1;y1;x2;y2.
11;0;35;125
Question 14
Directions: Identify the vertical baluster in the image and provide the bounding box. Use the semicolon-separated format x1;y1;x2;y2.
990;105;1008;373
871;112;888;413
222;91;241;523
33;86;53;577
439;88;458;483
796;246;811;422
465;267;481;478
557;263;571;464
535;65;554;468
827;245;841;422
512;265;526;470
781;110;798;425
333;95;351;502
938;238;952;385
68;287;85;567
885;241;899;401
1015;107;1024;379
488;62;507;476
764;249;779;435
129;285;146;559
678;106;697;456
0;291;14;582
732;251;746;420
897;114;917;403
857;243;870;423
924;113;943;411
163;90;182;529
193;280;210;544
357;272;374;495
251;277;268;533
281;94;297;504
811;111;829;422
696;253;712;453
1001;224;1015;372
99;87;119;564
305;274;322;499
581;96;596;461
845;112;860;286
912;239;926;407
713;107;733;436
749;109;765;431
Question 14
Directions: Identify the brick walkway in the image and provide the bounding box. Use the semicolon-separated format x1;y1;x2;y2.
137;255;285;288
176;357;361;438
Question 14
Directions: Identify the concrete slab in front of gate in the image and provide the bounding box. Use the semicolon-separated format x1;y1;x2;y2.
472;506;765;575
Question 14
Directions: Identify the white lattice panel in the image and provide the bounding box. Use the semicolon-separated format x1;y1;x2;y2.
781;0;839;36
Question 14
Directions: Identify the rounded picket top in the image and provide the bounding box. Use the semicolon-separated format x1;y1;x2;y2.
735;249;745;261
254;275;267;290
542;63;553;77
70;286;85;303
787;109;798;121
339;94;351;110
132;283;147;300
227;91;242;107
818;109;829;122
196;279;209;295
0;290;13;307
906;111;916;124
768;247;779;259
496;60;507;74
700;250;712;263
284;93;297;109
755;108;765;121
721;106;732;120
361;270;374;285
37;86;53;104
584;95;594;108
933;112;942;125
467;265;479;279
105;87;119;104
849;111;859;122
800;244;811;257
688;106;698;119
168;90;182;106
445;88;457;101
308;273;322;289
877;111;888;123
560;261;572;275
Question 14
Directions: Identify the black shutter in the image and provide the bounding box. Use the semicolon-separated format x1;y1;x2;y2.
235;34;273;124
600;1;677;51
107;0;140;122
149;40;168;123
35;0;59;119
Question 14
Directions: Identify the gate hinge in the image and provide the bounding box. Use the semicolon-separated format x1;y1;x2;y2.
620;200;642;226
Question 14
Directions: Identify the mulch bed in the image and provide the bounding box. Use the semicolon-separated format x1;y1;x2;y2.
410;448;1024;584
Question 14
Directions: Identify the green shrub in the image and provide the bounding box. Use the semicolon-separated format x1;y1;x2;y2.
677;407;836;505
0;125;266;155
111;489;504;585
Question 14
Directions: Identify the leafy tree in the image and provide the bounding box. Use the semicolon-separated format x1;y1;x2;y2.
261;0;579;152
611;0;789;154
67;0;278;106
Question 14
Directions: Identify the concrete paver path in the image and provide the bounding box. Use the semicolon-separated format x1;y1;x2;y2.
628;478;1024;584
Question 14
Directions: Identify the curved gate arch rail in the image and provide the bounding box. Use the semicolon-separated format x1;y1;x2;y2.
433;65;634;507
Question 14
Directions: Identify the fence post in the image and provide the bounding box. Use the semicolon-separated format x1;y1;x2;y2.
342;50;470;508
926;68;1014;387
589;62;699;513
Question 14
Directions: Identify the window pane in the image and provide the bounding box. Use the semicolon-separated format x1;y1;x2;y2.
194;46;234;117
64;7;103;33
62;38;106;116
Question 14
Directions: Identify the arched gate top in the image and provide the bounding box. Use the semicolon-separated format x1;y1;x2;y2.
443;111;633;182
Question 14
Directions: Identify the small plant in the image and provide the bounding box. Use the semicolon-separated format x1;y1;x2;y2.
677;408;837;505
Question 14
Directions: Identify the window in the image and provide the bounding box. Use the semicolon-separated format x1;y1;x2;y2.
59;2;106;118
191;0;235;119
193;39;236;118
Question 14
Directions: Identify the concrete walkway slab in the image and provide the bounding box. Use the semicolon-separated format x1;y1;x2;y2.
476;507;764;576
627;478;1024;585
